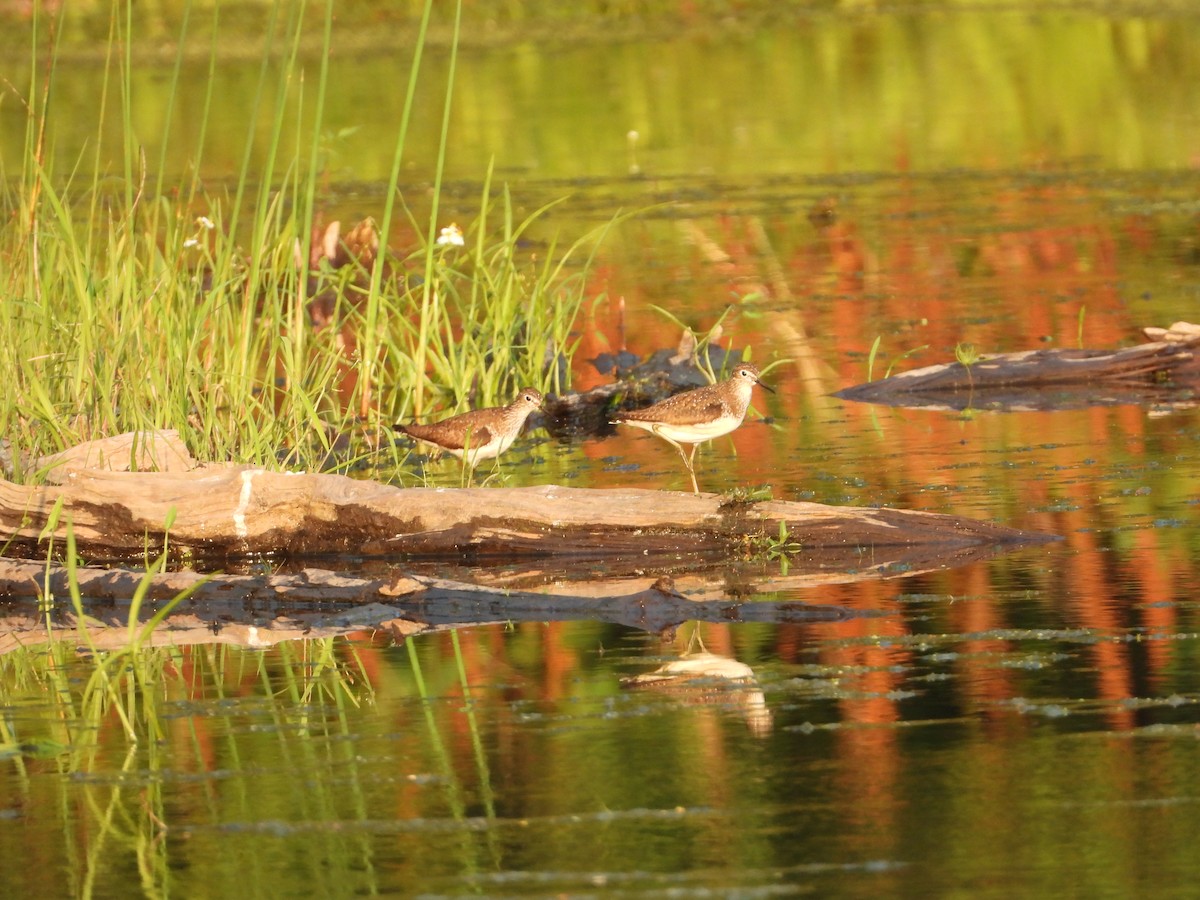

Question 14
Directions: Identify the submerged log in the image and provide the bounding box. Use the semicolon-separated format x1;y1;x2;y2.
836;322;1200;411
0;561;869;653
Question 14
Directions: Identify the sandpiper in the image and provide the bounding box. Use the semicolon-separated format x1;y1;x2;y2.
395;387;543;479
612;363;773;494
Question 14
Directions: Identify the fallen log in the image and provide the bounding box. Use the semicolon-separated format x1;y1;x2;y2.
836;322;1200;411
0;426;1056;644
0;462;1054;564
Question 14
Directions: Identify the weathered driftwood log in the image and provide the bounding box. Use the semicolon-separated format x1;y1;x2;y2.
836;322;1200;411
0;461;1054;564
0;561;866;653
33;429;196;481
0;428;1056;641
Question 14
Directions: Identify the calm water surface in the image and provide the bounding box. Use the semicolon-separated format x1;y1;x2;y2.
3;5;1200;897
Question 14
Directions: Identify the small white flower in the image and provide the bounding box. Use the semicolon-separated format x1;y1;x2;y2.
435;223;464;247
183;238;199;248
197;216;215;230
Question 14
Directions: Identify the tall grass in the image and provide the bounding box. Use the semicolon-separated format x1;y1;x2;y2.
0;0;611;485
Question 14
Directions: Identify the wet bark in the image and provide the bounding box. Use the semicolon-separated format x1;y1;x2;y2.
0;427;1059;642
0;456;1053;564
835;323;1200;411
0;560;867;652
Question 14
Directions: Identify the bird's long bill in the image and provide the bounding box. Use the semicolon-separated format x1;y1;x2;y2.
758;379;776;394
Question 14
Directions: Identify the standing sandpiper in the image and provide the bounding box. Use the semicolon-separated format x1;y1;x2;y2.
395;387;543;481
612;363;773;494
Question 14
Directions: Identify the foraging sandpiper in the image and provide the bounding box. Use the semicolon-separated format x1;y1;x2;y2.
612;363;772;494
395;387;543;477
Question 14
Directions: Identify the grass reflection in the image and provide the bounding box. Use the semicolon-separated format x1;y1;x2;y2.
0;628;379;898
406;629;502;877
3;590;1200;896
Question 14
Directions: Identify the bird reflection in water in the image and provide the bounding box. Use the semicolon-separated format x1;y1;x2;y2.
621;628;773;737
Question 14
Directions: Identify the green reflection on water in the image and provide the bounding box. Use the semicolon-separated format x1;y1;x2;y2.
6;11;1200;185
4;613;1200;896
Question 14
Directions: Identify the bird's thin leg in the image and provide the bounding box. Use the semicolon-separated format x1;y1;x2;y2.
676;443;700;495
652;426;701;494
685;624;708;655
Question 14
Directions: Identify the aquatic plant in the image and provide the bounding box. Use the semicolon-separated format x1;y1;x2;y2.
955;341;980;386
868;336;930;382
